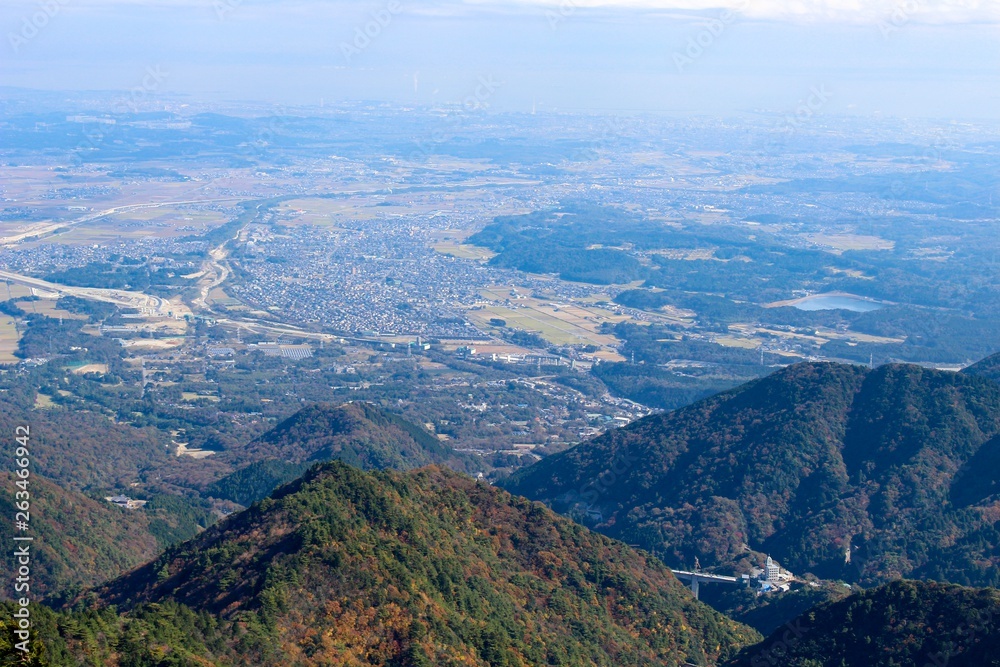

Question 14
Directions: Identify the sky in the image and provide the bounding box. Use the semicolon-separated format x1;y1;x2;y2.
1;0;999;119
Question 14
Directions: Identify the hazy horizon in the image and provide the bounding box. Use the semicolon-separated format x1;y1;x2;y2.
2;0;999;120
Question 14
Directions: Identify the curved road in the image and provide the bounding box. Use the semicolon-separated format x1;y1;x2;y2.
0;269;191;319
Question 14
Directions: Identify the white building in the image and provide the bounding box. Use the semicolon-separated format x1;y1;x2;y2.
765;556;780;582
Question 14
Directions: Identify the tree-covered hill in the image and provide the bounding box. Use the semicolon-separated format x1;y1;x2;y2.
0;473;160;601
0;384;173;493
726;580;1000;667
234;401;476;473
205;459;312;507
62;462;759;666
501;361;1000;586
467;205;651;285
964;350;1000;383
206;402;479;507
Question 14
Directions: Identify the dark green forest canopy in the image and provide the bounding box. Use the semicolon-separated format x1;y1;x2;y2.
964;350;1000;383
503;361;1000;587
727;580;1000;667
51;462;758;666
234;401;478;473
205;401;473;509
0;474;160;602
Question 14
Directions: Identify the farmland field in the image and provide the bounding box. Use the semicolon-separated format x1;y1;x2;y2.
468;286;630;358
432;243;496;261
0;316;20;364
15;299;87;321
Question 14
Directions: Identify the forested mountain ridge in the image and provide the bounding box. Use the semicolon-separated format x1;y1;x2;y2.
0;382;173;493
0;473;161;601
502;361;1000;586
59;462;758;666
205;402;479;506
727;580;1000;667
964;350;1000;383
235;401;476;472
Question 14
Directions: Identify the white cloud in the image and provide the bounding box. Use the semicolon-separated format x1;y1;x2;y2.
446;0;1000;24
7;0;1000;24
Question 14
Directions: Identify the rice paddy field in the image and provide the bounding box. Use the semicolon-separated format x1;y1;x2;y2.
467;286;631;355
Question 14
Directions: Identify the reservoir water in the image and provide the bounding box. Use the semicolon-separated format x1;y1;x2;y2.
792;294;884;312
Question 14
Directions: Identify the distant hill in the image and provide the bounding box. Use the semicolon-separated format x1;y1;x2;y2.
236;402;475;473
53;462;759;666
502;361;1000;587
964;350;1000;383
727;580;1000;667
0;390;172;493
0;473;160;600
208;403;478;506
206;459;312;506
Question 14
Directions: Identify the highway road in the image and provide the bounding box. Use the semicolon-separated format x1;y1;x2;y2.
0;269;192;319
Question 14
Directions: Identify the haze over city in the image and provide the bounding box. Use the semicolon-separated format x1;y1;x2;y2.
3;0;999;117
